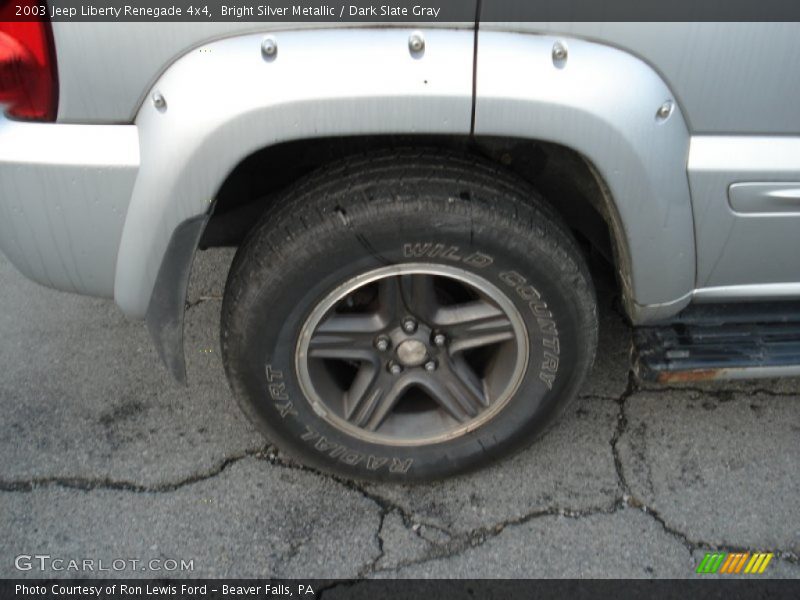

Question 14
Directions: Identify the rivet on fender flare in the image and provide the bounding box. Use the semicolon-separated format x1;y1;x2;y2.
552;41;568;66
656;100;675;122
261;36;278;60
151;92;167;111
408;31;425;56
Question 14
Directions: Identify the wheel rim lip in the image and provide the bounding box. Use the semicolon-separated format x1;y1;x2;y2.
294;263;530;447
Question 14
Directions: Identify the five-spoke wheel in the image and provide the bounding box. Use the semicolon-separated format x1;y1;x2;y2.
296;265;528;444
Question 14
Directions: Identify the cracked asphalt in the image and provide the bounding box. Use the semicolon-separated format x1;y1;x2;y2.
1;249;799;580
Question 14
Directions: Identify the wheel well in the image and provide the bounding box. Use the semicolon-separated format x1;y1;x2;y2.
202;135;621;289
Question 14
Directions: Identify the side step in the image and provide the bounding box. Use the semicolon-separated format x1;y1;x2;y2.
633;302;800;383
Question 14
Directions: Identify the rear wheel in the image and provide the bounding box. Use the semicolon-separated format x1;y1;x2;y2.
221;151;597;481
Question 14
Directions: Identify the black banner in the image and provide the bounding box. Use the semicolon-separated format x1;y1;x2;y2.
4;579;800;600
5;0;800;22
7;1;477;22
481;0;800;22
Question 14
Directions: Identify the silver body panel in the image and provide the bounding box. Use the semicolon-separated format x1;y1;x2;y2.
0;118;139;297
54;22;800;134
688;136;800;290
50;22;469;123
482;22;800;135
52;22;265;122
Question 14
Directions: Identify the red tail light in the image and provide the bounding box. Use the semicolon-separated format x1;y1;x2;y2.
0;2;58;121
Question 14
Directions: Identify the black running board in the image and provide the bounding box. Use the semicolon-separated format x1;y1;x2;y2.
633;302;800;383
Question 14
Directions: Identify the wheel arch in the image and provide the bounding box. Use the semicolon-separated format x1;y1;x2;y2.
474;31;696;320
146;133;623;383
127;27;477;382
129;29;696;381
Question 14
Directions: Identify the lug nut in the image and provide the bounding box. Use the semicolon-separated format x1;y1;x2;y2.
374;336;390;352
402;318;418;334
388;362;403;375
424;360;437;372
433;333;446;347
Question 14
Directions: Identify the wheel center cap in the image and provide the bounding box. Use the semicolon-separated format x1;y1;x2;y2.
396;339;428;367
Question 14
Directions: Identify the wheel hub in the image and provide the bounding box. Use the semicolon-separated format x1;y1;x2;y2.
395;339;428;367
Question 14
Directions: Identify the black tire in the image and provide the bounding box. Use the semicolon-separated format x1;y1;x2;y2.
221;150;597;482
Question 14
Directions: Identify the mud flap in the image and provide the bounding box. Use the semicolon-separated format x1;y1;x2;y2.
144;215;209;384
